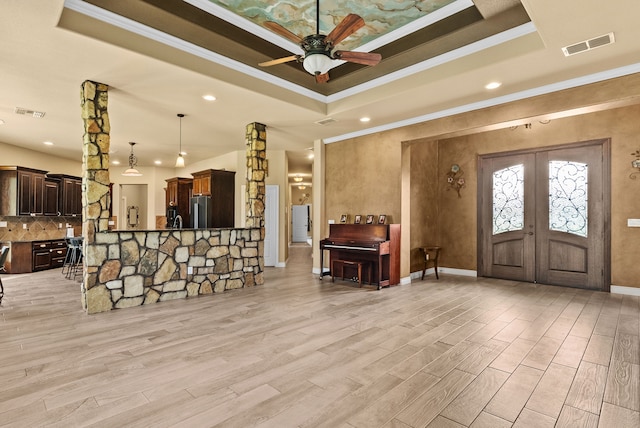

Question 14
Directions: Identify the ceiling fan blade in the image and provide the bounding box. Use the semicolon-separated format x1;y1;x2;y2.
258;55;300;67
315;73;330;84
325;14;365;46
264;21;303;44
334;50;382;66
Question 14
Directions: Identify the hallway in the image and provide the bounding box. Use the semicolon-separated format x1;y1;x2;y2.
0;244;638;427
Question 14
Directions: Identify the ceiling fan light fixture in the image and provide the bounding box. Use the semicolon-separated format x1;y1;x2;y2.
303;53;333;75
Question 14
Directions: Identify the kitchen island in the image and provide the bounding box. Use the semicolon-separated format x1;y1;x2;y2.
84;226;264;313
1;239;68;273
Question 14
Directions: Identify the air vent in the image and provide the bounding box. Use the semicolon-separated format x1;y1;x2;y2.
315;117;336;126
14;107;46;118
562;32;615;57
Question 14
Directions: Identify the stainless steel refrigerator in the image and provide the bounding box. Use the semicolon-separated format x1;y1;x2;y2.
190;195;213;228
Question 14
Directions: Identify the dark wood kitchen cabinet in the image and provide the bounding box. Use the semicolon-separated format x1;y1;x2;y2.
0;166;48;216
165;177;192;227
47;174;82;216
191;169;235;227
32;240;67;272
44;177;60;216
1;239;67;273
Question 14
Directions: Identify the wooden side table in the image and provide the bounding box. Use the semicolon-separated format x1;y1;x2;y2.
421;246;441;280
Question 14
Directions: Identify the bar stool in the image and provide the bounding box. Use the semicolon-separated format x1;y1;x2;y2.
70;237;83;280
62;237;77;277
63;237;83;280
0;245;9;305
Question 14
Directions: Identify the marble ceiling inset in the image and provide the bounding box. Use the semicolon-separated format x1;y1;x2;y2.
208;0;457;50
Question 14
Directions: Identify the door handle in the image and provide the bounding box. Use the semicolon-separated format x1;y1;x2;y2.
526;231;534;235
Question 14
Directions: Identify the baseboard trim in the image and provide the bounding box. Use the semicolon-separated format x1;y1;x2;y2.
409;267;477;281
610;285;640;296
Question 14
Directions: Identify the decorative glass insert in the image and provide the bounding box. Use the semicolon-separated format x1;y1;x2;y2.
493;164;524;235
549;161;588;237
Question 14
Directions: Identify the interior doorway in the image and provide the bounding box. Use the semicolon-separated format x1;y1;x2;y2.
292;205;310;243
478;139;610;290
119;184;148;230
264;185;278;267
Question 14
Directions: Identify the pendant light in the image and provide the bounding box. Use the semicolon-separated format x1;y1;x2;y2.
122;142;142;176
175;113;185;168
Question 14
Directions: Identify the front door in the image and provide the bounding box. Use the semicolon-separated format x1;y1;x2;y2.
478;140;610;290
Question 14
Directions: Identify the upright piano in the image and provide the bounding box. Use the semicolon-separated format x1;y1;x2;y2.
320;223;400;289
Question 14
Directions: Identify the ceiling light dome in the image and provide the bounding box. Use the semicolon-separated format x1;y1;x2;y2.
303;53;333;75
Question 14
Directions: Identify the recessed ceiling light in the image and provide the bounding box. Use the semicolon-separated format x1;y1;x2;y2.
154;160;162;165
360;117;371;122
485;81;502;90
43;141;54;146
202;94;216;101
112;160;121;165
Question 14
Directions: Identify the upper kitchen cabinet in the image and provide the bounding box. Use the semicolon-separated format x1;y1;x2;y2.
191;169;235;228
165;177;192;227
44;176;60;216
47;174;82;216
0;166;48;216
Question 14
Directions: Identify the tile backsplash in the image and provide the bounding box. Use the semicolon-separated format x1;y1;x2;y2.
0;216;82;242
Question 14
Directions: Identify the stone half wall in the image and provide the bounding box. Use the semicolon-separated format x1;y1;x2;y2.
85;228;264;314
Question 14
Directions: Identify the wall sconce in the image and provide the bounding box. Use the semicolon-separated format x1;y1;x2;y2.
510;119;551;130
446;164;465;197
631;149;640;179
293;176;303;182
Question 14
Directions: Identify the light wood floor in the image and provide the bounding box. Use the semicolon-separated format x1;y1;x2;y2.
0;244;638;427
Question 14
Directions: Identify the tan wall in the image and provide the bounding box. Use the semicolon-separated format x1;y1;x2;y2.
431;105;639;288
408;139;439;272
323;74;640;289
325;132;402;227
291;185;312;207
0;141;82;175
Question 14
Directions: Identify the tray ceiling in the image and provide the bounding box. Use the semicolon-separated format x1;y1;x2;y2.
71;0;529;95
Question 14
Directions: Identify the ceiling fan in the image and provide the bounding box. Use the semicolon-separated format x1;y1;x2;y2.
258;0;382;83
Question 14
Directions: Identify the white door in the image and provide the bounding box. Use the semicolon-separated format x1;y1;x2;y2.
292;205;309;243
264;185;278;267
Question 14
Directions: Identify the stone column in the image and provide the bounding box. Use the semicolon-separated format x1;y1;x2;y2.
245;122;267;238
80;80;112;312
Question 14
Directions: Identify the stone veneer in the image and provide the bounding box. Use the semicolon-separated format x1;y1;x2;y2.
85;228;263;314
80;82;266;314
245;122;267;235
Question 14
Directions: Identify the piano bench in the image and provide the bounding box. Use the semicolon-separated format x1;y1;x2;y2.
332;260;371;287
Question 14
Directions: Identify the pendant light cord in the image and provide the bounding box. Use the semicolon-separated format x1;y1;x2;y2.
178;113;183;154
